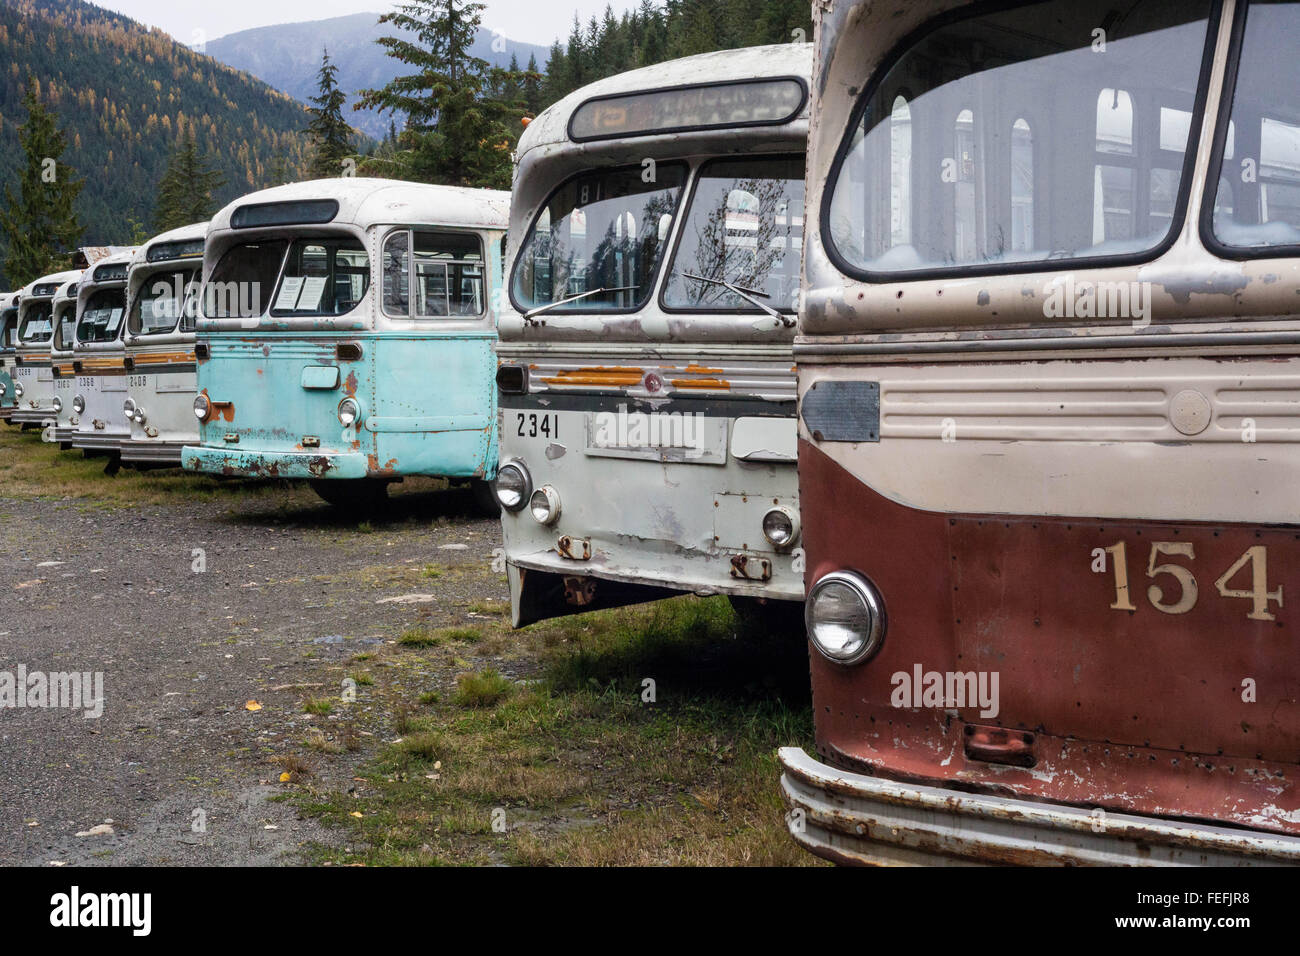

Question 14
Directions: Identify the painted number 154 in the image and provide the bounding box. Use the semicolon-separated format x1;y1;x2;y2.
1096;542;1283;621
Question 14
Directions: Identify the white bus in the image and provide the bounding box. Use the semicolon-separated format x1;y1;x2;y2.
120;223;207;466
494;44;812;628
11;269;82;429
46;277;82;446
64;250;135;458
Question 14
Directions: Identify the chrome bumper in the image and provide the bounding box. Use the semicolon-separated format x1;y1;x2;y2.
119;439;186;465
778;747;1300;866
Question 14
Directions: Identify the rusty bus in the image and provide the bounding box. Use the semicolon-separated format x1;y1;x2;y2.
0;292;16;421
182;179;510;510
46;276;82;446
495;43;812;627
67;252;136;463
780;0;1300;865
120;223;207;466
10;269;81;430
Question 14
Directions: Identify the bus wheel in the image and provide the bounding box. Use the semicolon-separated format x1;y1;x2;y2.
469;478;499;516
728;596;806;640
309;478;390;511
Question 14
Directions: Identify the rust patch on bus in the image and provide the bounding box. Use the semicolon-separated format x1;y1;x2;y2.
671;378;732;390
541;366;644;387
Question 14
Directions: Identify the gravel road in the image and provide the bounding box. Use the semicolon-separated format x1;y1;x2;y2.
0;485;504;865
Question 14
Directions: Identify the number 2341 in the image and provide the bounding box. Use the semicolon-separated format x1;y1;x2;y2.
1095;542;1283;621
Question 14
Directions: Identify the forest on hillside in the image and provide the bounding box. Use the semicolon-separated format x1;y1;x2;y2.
0;0;313;252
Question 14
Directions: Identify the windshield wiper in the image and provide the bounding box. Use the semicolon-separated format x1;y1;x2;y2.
523;286;639;322
679;272;794;328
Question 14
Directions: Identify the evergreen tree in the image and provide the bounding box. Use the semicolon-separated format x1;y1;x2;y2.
0;77;84;288
523;53;543;117
305;48;355;179
153;131;225;231
356;0;523;189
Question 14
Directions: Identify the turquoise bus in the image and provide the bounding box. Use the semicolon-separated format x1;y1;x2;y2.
182;178;510;509
0;292;17;420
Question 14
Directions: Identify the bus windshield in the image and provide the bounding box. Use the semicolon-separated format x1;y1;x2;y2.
76;289;127;344
54;303;77;351
512;163;686;313
204;239;289;320
662;156;805;312
826;0;1214;277
132;268;200;335
271;237;369;317
19;304;54;344
1209;0;1300;251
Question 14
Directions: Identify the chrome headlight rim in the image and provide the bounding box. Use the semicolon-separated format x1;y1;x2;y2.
192;393;210;422
51;396;62;413
529;484;562;526
132;406;147;425
493;460;531;512
337;396;362;428
72;395;85;414
805;570;887;666
123;397;136;420
0;382;7;397
13;382;23;398
761;505;800;550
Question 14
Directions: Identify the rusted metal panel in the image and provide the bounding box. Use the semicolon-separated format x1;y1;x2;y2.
779;747;1300;866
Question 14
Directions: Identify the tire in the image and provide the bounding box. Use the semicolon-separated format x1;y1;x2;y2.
309;478;390;511
470;478;500;516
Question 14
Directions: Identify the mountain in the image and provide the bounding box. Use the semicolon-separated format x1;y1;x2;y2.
206;12;551;141
0;0;316;259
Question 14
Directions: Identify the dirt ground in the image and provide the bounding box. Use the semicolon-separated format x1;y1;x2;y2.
0;426;818;866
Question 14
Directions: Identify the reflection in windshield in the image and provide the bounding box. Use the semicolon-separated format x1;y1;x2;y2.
1212;1;1300;249
133;268;199;335
19;304;54;344
55;304;78;351
663;156;804;312
204;240;288;319
513;164;686;313
828;0;1213;275
76;289;127;344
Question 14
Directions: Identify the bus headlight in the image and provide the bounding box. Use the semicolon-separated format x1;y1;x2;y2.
193;394;211;422
13;382;22;398
73;395;85;414
493;461;531;512
337;397;362;428
51;396;62;413
806;571;886;665
762;506;800;549
0;382;7;397
529;485;561;525
132;406;147;425
123;397;136;421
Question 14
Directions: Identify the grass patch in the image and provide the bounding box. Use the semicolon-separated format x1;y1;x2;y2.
398;627;443;648
302;697;334;716
291;596;820;866
452;668;512;708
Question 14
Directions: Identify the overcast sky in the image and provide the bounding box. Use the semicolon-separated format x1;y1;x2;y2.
95;0;642;45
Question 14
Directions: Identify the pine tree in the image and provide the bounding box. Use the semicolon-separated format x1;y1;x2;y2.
356;0;523;189
153;131;225;231
523;53;543;117
305;49;354;179
0;78;84;288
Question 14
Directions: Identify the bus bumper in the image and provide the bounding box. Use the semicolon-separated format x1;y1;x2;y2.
777;747;1300;866
10;408;55;426
120;439;186;466
182;445;368;480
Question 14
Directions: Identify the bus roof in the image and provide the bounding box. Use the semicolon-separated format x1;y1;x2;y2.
517;43;813;162
209;178;510;234
132;222;208;268
19;269;83;299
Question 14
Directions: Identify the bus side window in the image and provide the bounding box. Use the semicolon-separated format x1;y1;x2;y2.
412;232;485;318
383;230;410;318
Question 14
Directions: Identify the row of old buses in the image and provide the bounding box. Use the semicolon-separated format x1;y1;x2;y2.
11;15;1293;868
